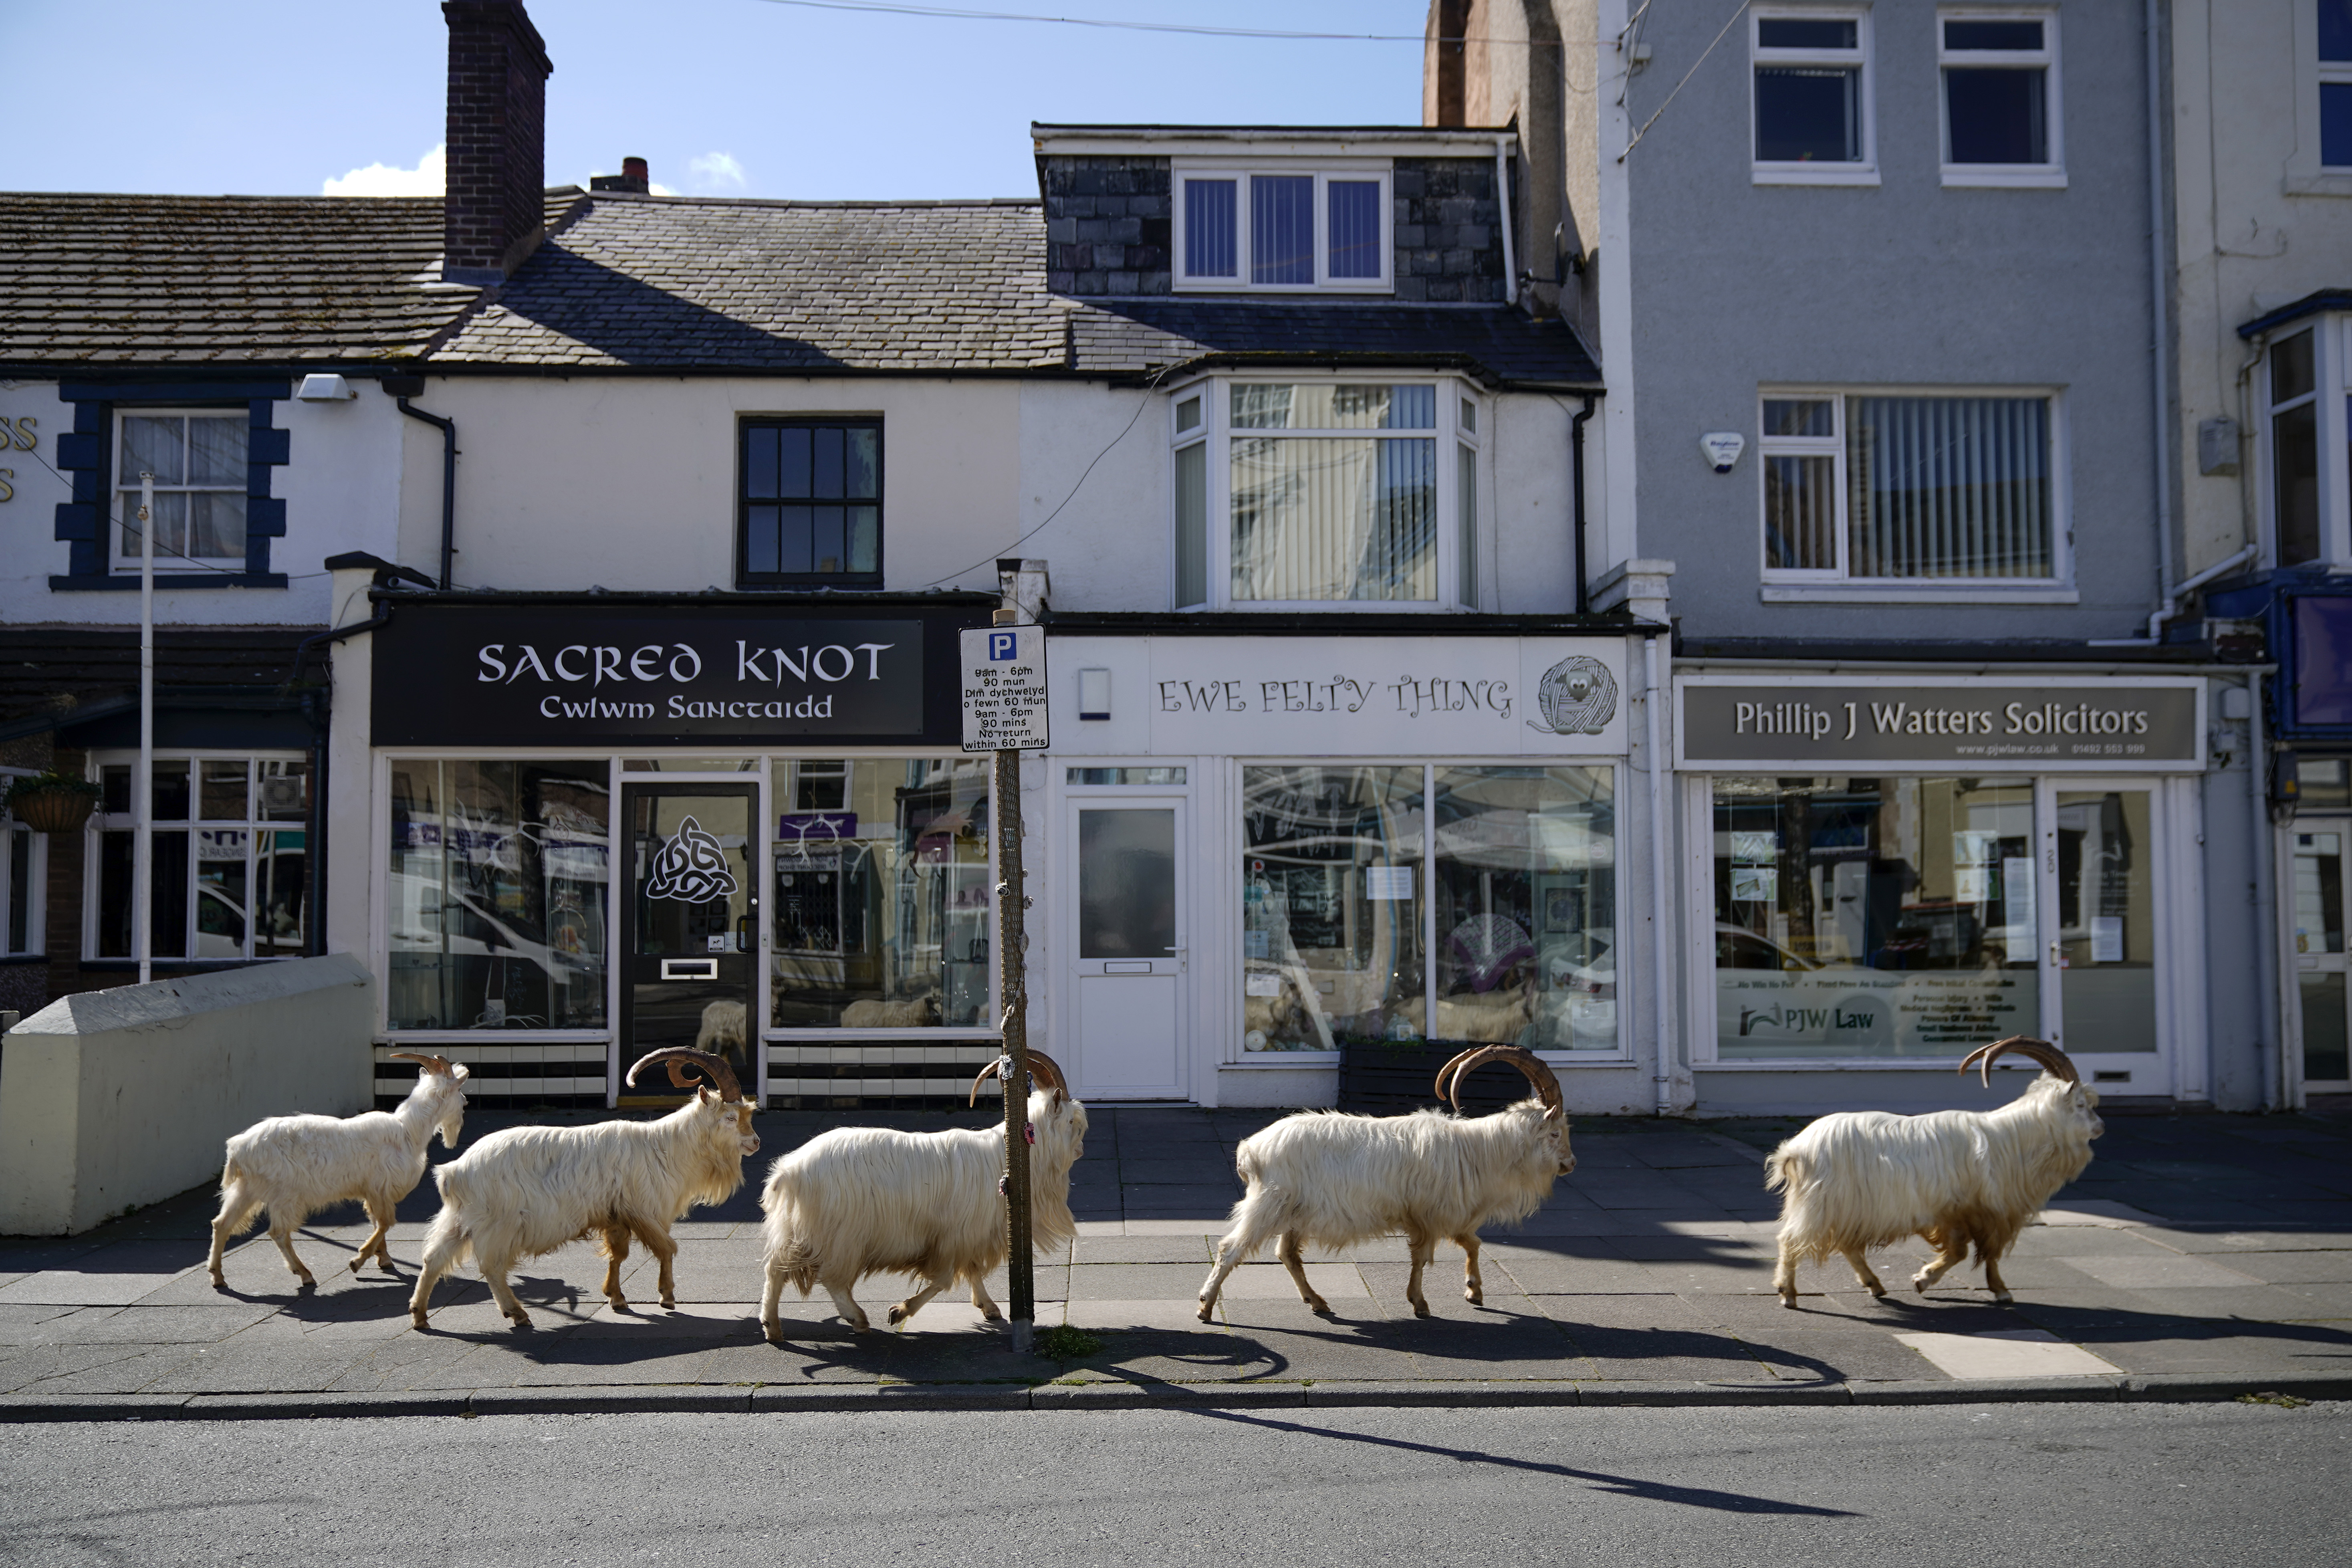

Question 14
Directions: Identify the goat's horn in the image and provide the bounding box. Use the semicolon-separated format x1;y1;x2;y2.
969;1050;1071;1108
1432;1047;1486;1104
1443;1045;1564;1120
387;1051;451;1076
1958;1035;2078;1088
969;1058;1003;1107
626;1047;744;1102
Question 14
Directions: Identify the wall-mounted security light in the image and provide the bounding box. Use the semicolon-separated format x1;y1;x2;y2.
1700;432;1745;474
1077;668;1111;721
295;373;356;402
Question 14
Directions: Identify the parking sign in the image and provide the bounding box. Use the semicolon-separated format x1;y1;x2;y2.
960;624;1049;752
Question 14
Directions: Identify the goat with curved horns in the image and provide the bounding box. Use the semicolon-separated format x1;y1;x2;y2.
758;1049;1086;1339
1196;1045;1574;1321
208;1052;470;1290
409;1048;758;1331
1766;1036;2103;1308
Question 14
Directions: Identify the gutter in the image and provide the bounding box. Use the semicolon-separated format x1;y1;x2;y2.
2146;0;2175;636
1645;636;1675;1116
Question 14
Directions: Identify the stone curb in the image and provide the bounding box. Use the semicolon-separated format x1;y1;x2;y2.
3;1373;2346;1421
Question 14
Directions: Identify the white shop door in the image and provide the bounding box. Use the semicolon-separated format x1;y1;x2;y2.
1066;799;1187;1098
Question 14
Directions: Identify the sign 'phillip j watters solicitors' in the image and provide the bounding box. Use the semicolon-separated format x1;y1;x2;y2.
1676;676;2205;771
370;603;984;747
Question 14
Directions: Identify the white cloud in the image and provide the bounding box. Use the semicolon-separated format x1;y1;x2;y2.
323;144;445;198
688;151;747;192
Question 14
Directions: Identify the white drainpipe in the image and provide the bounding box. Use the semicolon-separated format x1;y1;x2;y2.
1646;636;1674;1116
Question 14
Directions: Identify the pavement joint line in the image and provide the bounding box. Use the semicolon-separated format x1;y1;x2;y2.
0;1373;2346;1421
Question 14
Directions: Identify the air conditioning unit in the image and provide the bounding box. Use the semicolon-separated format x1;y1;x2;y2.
259;775;306;814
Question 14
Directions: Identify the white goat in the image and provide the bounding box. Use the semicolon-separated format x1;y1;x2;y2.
1196;1045;1574;1321
696;999;749;1077
407;1048;760;1332
1766;1036;2103;1308
758;1049;1085;1340
208;1052;470;1291
839;993;942;1030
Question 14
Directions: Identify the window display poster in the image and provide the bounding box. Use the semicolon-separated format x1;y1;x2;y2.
2003;857;2034;933
1719;968;2037;1058
1365;865;1414;900
1731;866;1777;902
2091;916;2123;963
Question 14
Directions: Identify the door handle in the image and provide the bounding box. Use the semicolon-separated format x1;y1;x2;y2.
2048;940;2062;966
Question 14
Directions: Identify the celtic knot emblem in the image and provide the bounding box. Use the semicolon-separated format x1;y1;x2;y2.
1528;654;1619;736
645;816;738;903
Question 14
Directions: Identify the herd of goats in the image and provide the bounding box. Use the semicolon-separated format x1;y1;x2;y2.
202;1033;2104;1338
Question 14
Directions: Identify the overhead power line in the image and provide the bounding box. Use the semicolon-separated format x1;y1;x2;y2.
747;0;1608;45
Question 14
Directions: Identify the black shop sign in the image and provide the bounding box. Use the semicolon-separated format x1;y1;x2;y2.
371;602;982;747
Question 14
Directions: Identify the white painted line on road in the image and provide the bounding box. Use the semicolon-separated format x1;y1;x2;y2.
1894;1328;2123;1380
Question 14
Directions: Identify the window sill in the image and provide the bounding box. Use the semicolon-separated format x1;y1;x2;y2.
52;573;288;592
1759;583;2078;605
1941;167;2067;189
1751;166;1880;187
1172;280;1395;295
1697;1058;2071;1071
735;577;886;592
2283;172;2352;198
1214;601;1475;613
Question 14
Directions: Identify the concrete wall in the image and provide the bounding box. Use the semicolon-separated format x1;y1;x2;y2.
1612;0;2163;641
2170;0;2352;575
0;953;374;1235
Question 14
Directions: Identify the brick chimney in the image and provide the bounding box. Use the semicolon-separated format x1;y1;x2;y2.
442;0;553;286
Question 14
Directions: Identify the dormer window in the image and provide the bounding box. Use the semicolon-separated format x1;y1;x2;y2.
1173;162;1392;293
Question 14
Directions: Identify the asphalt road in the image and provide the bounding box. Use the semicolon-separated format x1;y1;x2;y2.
1;1402;2343;1566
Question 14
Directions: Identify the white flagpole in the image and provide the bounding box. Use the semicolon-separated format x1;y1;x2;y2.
137;470;154;986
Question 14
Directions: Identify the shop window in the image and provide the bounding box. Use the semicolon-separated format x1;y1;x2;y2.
113;412;248;571
1751;8;1876;184
1173;163;1391;292
1175;380;1481;609
87;755;309;963
1938;12;2062;186
386;760;609;1029
1759;391;2059;584
770;757;991;1029
2;772;46;958
1713;776;2039;1060
738;419;882;587
1240;763;1618;1054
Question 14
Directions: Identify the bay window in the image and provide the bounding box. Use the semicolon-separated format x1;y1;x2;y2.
1173;163;1392;292
1174;379;1483;610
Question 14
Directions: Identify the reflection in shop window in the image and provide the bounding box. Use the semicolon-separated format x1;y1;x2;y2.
1713;776;2037;1059
1241;766;1424;1050
1433;767;1617;1050
387;760;610;1029
770;758;991;1029
90;754;309;962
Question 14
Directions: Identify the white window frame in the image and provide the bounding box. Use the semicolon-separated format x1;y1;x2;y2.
1170;160;1394;294
81;750;309;963
1937;8;2066;189
2;767;48;960
110;408;250;573
2289;0;2352;192
1169;373;1484;612
1750;5;1879;187
2256;316;2352;569
1756;385;2077;603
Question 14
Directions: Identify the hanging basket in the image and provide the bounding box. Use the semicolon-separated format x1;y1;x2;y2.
7;784;99;834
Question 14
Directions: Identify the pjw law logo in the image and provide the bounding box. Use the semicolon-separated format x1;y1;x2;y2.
645;816;738;903
1739;1001;1882;1036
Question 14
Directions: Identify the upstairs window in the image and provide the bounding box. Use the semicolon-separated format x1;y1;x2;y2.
114;411;248;571
1174;379;1480;609
1174;164;1392;292
1759;389;2062;587
739;418;882;587
1752;9;1876;184
2326;0;2352;168
1940;11;2064;186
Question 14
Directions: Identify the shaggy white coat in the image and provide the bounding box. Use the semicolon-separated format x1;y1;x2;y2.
1196;1100;1575;1320
208;1063;470;1289
1765;1072;2103;1305
837;994;941;1030
758;1086;1086;1338
1430;984;1536;1044
408;1087;759;1330
695;999;750;1075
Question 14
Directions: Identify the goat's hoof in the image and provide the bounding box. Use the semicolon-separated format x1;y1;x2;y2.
1991;1291;2013;1304
659;1296;676;1311
208;1273;226;1290
1778;1295;1798;1310
1409;1302;1430;1319
296;1277;317;1294
508;1316;535;1333
979;1307;1003;1322
761;1323;783;1345
1464;1287;1483;1305
349;1256;367;1273
1195;1303;1215;1323
409;1314;430;1331
886;1305;908;1326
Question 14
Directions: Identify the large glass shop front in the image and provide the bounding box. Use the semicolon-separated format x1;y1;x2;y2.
367;601;994;1104
1678;675;2207;1082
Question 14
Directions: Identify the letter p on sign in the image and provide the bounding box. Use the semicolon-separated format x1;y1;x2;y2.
989;631;1019;661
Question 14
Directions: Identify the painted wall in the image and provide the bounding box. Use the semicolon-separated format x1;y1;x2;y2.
2170;0;2352;575
0;383;405;628
0;953;375;1234
1613;0;2163;641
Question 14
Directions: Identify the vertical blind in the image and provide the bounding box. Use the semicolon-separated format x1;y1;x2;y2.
1228;385;1438;602
1184;179;1237;278
1846;395;2051;578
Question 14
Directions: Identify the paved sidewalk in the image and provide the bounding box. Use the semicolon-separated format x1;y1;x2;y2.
3;1106;2348;1417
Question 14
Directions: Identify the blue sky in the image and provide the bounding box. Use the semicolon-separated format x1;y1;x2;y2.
1;0;1436;201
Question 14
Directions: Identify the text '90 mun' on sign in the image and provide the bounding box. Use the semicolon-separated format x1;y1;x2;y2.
960;625;1049;753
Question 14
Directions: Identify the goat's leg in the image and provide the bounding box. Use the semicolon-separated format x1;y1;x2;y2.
967;1273;1003;1321
1454;1233;1485;1306
1774;1237;1801;1308
1277;1231;1332;1314
208;1181;259;1288
598;1225;633;1312
268;1217;318;1290
408;1223;467;1330
823;1277;872;1333
633;1223;678;1310
351;1198;398;1275
1841;1246;1887;1298
888;1268;953;1328
1197;1191;1281;1321
760;1259;789;1344
1912;1228;1972;1296
1404;1233;1436;1318
1980;1249;2014;1305
481;1253;533;1331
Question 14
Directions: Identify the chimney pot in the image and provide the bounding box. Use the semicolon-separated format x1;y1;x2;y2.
591;156;651;195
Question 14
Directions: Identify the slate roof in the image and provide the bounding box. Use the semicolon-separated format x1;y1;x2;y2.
0;187;1601;388
0;191;579;366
